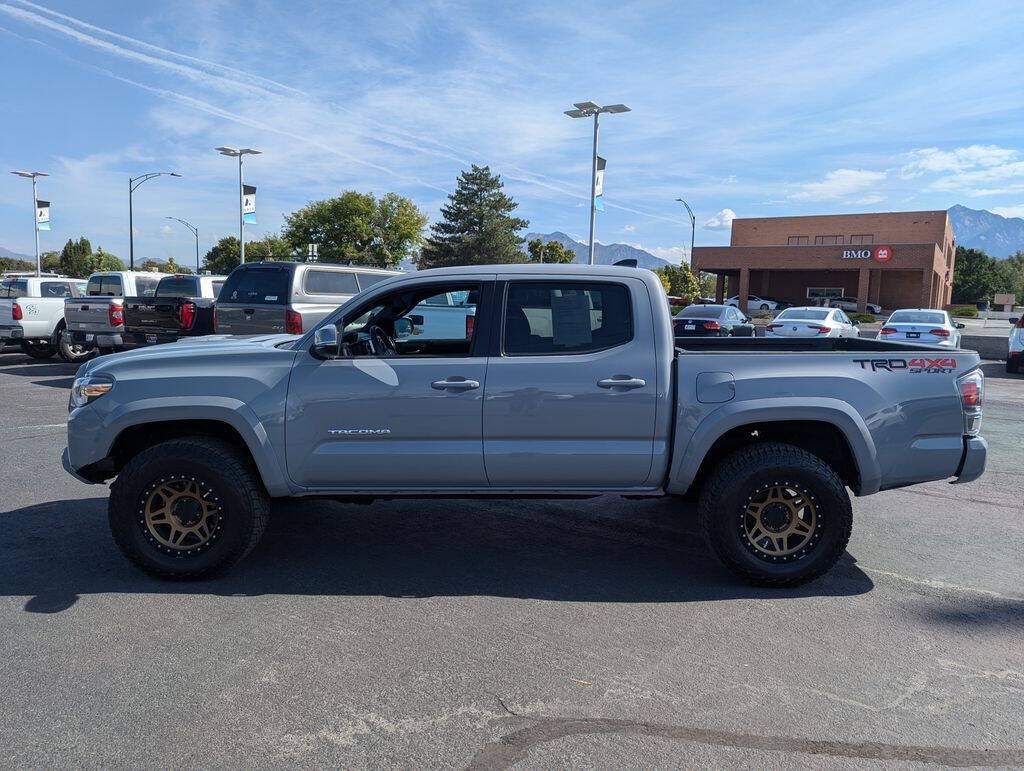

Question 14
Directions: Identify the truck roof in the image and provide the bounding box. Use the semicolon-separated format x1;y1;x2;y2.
410;263;652;279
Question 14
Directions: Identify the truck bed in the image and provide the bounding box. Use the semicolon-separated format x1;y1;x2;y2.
674;336;960;353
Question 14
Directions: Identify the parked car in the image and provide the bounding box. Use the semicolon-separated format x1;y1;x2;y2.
829;296;882;315
760;295;791;310
65;271;164;353
64;264;986;588
1007;315;1024;373
396;288;477;342
765;307;860;338
725;294;778;311
122;274;226;350
673;304;754;337
878;309;964;349
214;262;400;336
0;275;91;361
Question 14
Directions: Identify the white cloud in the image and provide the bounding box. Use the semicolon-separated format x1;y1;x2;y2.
849;194;885;206
903;145;1018;175
159;224;173;235
992;204;1024;219
790;169;887;200
627;243;688;264
703;208;736;230
621;224;636;232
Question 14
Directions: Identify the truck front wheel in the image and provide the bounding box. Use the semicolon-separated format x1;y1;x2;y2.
108;437;269;579
21;340;55;359
698;443;852;586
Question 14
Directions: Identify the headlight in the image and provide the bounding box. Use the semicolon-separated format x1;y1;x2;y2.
70;376;114;409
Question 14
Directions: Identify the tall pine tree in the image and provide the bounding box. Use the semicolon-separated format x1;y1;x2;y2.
417;165;528;268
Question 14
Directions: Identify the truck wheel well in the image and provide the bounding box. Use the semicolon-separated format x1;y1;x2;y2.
689;420;859;495
108;420;257;480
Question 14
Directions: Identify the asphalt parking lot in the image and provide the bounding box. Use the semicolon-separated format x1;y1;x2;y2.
0;350;1021;768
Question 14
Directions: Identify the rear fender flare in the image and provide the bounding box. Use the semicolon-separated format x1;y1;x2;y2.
667;398;881;496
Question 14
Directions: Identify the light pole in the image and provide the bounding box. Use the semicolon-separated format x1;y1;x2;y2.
674;198;695;265
166;216;200;273
564;101;630;264
129;172;181;270
10;170;48;277
215;146;261;265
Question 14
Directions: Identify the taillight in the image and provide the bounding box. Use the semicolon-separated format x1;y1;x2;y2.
811;325;831;334
957;369;984;435
703;320;721;330
929;328;950;337
12;303;22;320
880;327;897;335
109;303;123;327
285;309;302;335
179;301;197;330
465;314;475;340
766;323;781;331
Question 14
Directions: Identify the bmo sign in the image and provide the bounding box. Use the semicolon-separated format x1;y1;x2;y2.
841;245;894;263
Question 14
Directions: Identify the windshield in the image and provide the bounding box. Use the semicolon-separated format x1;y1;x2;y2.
677;305;725;318
888;311;946;325
777;308;830;321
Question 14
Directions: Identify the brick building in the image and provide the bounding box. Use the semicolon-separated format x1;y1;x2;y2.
691;211;955;312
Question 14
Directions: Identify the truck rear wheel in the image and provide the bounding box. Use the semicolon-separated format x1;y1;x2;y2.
698;442;852;586
108;437;269;579
57;326;94;363
21;340;55;359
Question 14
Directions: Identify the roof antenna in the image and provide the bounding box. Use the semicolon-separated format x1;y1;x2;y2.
613;258;638;267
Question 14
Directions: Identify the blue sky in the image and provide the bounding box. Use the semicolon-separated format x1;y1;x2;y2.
2;0;1024;264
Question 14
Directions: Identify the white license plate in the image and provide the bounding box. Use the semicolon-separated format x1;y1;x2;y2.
684;323;695;329
146;334;157;344
84;333;94;342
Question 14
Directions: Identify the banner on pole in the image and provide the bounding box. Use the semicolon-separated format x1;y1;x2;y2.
36;200;50;231
594;157;606;212
242;184;257;224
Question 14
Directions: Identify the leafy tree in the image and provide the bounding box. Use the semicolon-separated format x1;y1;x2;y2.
697;271;717;298
951;246;999;303
88;247;125;273
245;233;293;262
203;237;241;275
41;251;61;273
527;238;576;264
0;257;35;272
202;235;291;274
654;263;700;298
59;237;93;278
283;191;426;268
417;165;528;268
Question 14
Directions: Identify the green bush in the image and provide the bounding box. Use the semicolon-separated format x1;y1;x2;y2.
849;312;877;324
946;304;979;318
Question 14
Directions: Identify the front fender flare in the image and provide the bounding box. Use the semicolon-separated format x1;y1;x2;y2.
667;398;881;496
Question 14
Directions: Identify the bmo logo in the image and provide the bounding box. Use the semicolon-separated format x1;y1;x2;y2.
874;245;893;263
841;249;872;259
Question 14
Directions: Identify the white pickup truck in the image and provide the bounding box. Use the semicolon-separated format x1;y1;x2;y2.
64;271;163;353
0;274;91;361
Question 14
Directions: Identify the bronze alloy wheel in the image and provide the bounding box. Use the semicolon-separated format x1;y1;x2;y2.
139;475;224;556
740;482;822;563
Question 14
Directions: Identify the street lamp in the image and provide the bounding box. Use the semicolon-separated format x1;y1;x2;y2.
564;101;630;264
166;216;200;273
10;170;48;277
215;146;261;265
129;172;181;270
674;198;696;265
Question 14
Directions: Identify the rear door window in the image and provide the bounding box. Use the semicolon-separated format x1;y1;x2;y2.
503;281;632;355
220;266;291;305
305;269;359;295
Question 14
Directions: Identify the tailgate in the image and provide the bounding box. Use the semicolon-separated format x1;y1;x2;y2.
65;298;118;333
125;297;180;334
214;304;286;334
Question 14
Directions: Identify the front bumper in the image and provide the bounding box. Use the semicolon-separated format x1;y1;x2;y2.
61;446;96;485
951;436;987;484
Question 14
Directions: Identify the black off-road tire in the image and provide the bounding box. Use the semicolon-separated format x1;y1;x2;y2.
108;437;270;579
698;442;853;587
21;339;56;359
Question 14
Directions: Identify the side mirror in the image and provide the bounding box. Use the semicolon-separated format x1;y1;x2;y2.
956;322;966;329
311;325;339;358
1009;318;1019;326
852;320;860;326
394;317;414;339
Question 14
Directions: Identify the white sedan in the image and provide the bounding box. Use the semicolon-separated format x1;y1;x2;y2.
829;296;882;315
878;309;964;348
765;307;860;338
725;294;778;311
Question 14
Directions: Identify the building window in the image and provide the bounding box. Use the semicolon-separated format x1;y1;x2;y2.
806;287;844;299
814;235;844;245
849;234;873;244
787;236;809;245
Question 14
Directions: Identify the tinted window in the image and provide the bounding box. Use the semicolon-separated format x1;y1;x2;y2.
888;311;946;325
135;277;160;297
40;281;72;298
1;279;27;298
777;308;829;321
356;272;390;290
220;267;291;305
504;281;631;355
305;269;359;295
677;305;725;318
155;276;199;297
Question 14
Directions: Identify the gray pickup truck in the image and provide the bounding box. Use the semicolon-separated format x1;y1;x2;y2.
62;264;987;586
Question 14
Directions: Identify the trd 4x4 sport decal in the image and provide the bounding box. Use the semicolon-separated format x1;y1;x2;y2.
853;357;956;373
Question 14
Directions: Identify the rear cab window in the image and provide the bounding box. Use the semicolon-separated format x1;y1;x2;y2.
503;281;632;355
155;276;200;297
87;274;123;296
219;266;291;305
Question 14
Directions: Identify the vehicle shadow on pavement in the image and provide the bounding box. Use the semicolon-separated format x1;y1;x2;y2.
980;361;1022;380
2;495;873;613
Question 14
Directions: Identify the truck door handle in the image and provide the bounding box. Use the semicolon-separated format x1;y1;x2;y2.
597;376;646;390
431;377;480;391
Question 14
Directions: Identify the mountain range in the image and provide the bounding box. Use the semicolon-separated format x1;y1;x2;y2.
523;232;672;269
946;205;1024;258
0;246;33;262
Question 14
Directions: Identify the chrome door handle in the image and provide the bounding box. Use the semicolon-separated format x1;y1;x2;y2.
597;376;646;390
431;377;480;391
